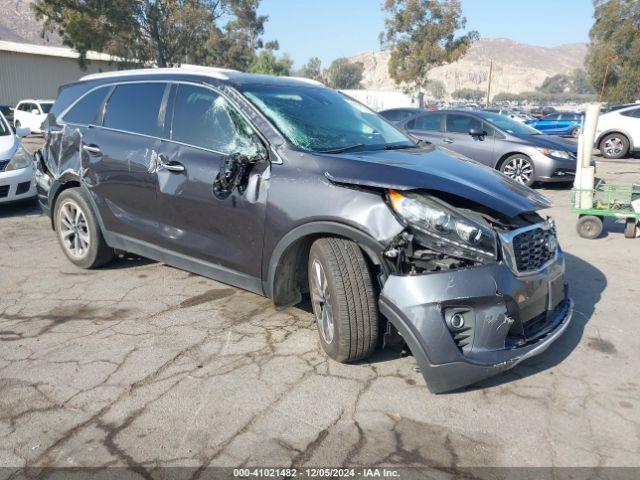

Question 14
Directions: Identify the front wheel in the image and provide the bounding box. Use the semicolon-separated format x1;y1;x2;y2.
500;154;536;187
54;188;115;268
308;238;379;363
600;133;629;159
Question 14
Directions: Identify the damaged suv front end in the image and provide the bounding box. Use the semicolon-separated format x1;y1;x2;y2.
378;189;571;393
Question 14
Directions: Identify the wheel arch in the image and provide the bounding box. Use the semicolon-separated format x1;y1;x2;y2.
596;129;632;149
495;151;531;170
264;222;389;307
48;175;83;229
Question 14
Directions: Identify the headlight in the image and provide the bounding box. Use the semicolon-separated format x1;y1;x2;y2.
387;190;497;263
536;147;572;160
5;145;33;171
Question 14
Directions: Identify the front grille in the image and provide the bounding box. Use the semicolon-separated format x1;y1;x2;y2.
511;226;557;273
16;181;31;195
0;160;9;171
0;185;9;198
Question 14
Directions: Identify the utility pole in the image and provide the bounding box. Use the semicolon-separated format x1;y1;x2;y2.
599;55;619;102
486;60;493;107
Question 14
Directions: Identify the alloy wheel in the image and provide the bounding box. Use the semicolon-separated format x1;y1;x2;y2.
603;137;624;157
58;200;90;259
310;259;334;344
502;157;534;185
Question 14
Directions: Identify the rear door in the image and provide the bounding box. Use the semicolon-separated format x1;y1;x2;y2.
81;82;169;244
441;113;495;165
155;83;270;279
405;112;443;143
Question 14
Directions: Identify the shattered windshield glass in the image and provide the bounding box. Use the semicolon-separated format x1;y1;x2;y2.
240;85;413;152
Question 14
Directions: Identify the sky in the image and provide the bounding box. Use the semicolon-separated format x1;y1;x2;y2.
258;0;595;68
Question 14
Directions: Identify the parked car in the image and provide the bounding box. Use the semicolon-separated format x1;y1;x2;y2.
0;104;14;125
595;103;640;159
525;112;583;137
13;99;54;133
379;107;425;124
36;68;573;393
0;111;35;204
397;109;585;186
529;106;557;119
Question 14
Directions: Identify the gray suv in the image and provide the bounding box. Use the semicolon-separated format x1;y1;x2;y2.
385;109;584;187
35;68;572;393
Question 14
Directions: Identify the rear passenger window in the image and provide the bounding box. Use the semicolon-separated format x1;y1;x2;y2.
171;84;258;155
64;87;110;125
621;108;640;118
103;83;166;137
409;113;442;131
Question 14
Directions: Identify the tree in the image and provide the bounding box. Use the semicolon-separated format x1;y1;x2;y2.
381;0;478;106
537;73;571;94
586;0;640;103
325;58;364;89
32;0;275;71
571;69;595;94
451;88;484;102
297;57;323;82
33;0;227;68
249;50;293;76
425;79;445;99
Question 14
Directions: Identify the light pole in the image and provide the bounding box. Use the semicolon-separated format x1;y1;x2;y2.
599;55;619;102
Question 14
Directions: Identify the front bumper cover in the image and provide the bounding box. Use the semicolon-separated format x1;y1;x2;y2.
379;254;572;393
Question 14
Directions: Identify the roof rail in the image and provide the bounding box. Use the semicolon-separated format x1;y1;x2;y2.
80;65;238;82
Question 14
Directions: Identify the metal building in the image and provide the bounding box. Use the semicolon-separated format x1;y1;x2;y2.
0;40;118;105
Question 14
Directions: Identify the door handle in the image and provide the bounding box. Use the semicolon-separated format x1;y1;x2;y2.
160;159;185;173
82;144;101;155
443;137;454;144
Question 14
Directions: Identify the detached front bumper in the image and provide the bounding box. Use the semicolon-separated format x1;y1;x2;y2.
379;254;572;393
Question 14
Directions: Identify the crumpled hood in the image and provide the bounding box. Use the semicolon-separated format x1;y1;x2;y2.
319;146;551;218
0;134;18;161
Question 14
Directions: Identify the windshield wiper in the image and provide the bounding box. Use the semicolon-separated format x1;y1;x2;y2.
383;143;418;150
318;143;365;154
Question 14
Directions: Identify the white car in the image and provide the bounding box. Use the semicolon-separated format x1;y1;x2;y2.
0;112;36;204
596;104;640;159
13;99;54;134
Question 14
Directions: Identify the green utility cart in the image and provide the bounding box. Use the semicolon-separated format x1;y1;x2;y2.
571;182;640;239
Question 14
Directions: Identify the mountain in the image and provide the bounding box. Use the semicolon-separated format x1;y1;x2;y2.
350;38;588;98
0;0;61;45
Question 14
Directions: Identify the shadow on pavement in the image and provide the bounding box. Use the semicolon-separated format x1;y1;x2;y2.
0;199;41;218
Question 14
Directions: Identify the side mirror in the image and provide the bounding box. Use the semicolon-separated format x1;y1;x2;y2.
16;126;31;138
31;109;40;115
469;128;486;137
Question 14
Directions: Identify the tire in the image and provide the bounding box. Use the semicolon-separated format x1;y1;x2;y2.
577;215;603;239
53;188;115;268
624;218;637;239
571;126;580;138
308;237;378;363
499;154;536;187
14;120;20;129
600;133;629;159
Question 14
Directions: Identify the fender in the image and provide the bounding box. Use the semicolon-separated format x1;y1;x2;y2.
595;128;636;149
264;221;391;302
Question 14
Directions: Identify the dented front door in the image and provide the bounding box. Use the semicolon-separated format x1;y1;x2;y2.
152;83;270;278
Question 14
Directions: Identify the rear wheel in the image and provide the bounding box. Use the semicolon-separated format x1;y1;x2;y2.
500;154;536;187
54;188;115;268
577;215;603;239
600;133;629;159
571;126;580;138
308;237;378;363
624;218;637;239
14;120;20;129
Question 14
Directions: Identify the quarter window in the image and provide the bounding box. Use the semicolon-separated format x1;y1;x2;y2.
103;83;166;137
64;87;110;125
621;108;640;118
171;84;259;156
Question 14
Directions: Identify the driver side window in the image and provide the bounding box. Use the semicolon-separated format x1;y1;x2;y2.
171;84;259;156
